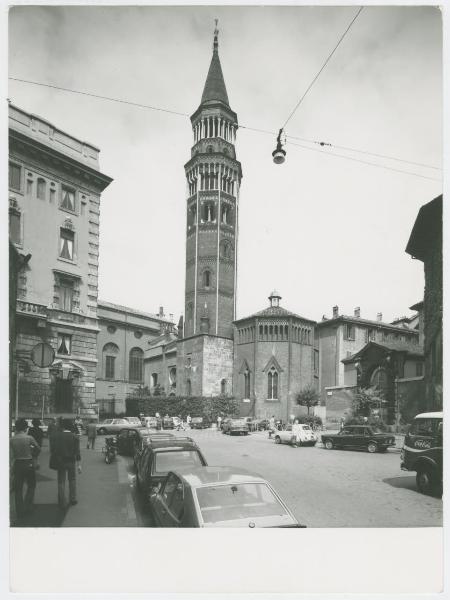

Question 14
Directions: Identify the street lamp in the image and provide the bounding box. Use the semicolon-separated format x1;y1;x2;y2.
272;128;286;164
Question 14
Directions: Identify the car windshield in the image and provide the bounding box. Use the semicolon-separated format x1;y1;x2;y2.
196;483;289;524
154;450;203;474
102;420;113;424
409;418;441;436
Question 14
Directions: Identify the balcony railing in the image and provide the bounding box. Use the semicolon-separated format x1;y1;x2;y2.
16;300;48;319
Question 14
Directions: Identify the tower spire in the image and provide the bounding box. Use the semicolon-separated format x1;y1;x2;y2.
201;19;229;107
213;19;219;52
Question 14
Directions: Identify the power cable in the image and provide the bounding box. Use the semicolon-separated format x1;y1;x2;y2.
282;6;364;129
8;77;190;118
287;140;442;182
9;76;441;179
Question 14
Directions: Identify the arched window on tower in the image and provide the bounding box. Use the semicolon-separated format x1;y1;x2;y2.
220;240;232;259
129;347;144;382
202;202;215;222
203;270;211;288
220;379;227;395
186;379;192;396
267;367;279;400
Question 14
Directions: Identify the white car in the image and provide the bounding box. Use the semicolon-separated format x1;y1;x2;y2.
96;418;135;435
274;424;317;447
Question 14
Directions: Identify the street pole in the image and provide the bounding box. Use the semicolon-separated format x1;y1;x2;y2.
15;366;20;420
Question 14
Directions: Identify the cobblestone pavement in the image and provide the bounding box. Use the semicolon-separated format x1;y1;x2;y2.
11;429;442;528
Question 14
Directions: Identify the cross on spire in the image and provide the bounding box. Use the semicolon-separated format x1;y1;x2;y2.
213;19;219;52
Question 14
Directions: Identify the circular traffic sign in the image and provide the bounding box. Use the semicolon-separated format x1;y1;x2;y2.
31;342;55;368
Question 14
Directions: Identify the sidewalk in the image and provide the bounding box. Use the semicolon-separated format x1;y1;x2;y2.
11;437;138;527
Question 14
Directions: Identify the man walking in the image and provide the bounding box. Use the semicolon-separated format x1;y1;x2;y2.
49;418;81;509
86;419;97;449
10;418;40;517
268;415;275;439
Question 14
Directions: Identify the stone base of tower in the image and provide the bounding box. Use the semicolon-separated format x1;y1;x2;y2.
176;334;233;397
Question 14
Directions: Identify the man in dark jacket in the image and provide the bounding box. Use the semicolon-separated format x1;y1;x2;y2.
49;418;81;509
10;418;40;517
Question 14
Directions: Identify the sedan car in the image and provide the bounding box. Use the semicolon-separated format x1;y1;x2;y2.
274;424;317;447
135;437;207;503
321;425;396;453
150;466;305;528
162;417;175;430
96;418;136;435
190;416;210;430
222;418;249;436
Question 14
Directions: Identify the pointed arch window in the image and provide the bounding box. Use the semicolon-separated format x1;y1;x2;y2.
220;379;227;395
129;347;144;382
267;367;279;400
186;379;192;396
202;201;215;222
244;371;251;399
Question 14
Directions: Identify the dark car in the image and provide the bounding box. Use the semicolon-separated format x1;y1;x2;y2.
150;466;305;528
321;425;396;453
135;437;207;503
401;411;442;496
257;419;270;431
222;418;249;436
190;416;210;430
116;427;171;456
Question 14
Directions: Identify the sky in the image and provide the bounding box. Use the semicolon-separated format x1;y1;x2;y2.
7;5;443;325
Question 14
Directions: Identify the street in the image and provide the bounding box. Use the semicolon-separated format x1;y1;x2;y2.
12;428;442;528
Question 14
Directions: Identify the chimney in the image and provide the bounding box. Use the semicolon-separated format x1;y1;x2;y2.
354;307;360;318
332;305;339;319
377;312;383;322
159;306;164;318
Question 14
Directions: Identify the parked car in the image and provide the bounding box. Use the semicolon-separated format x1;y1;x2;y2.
244;417;259;432
222;418;249;436
141;416;161;430
257;419;270;431
190;416;210;430
321;425;396;453
124;417;142;426
150;466;305;528
135;436;207;503
162;416;175;430
96;418;135;435
274;424;317;447
401;411;443;496
133;432;175;467
116;427;154;456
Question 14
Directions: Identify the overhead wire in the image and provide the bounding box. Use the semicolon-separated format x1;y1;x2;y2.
281;6;365;130
8;76;442;181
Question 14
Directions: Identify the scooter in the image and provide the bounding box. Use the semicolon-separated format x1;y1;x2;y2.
103;436;117;464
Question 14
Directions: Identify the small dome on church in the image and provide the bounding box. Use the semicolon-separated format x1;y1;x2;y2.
269;290;281;300
268;290;281;308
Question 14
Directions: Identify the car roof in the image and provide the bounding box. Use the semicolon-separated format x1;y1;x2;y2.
414;412;443;419
147;438;198;450
169;466;266;488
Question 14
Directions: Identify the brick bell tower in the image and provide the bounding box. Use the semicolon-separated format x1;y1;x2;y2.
177;23;242;397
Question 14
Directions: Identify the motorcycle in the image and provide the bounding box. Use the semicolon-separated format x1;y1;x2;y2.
103;436;117;464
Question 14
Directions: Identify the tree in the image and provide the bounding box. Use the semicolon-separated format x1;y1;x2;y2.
352;386;386;417
296;386;320;415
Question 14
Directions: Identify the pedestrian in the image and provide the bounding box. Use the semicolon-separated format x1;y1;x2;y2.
291;419;301;447
217;415;222;430
10;418;40;518
28;418;44;448
363;416;368;424
176;415;186;431
86;419;97;449
28;418;44;470
47;417;57;438
339;416;345;431
268;415;275;439
186;414;192;428
74;415;83;436
49;418;82;509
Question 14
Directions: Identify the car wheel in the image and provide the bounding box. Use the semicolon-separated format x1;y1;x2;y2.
416;466;438;496
324;439;334;450
98;428;107;435
275;436;281;444
367;442;378;453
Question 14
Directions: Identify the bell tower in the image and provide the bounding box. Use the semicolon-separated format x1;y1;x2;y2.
183;22;242;339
